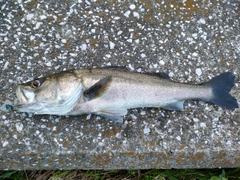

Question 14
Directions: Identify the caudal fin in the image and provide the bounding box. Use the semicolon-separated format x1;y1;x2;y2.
202;72;238;109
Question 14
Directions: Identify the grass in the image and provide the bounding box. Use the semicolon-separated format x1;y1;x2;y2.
0;168;240;180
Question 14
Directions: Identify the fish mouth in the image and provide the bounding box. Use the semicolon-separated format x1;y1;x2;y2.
15;86;34;105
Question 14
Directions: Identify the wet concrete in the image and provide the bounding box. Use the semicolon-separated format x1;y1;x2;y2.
0;0;239;169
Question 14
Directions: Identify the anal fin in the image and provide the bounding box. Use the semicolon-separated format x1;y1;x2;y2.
162;100;185;111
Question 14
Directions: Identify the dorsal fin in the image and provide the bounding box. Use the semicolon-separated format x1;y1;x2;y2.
101;66;128;71
84;76;112;100
145;72;170;79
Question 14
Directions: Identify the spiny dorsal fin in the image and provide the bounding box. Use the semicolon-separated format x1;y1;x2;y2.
84;76;112;100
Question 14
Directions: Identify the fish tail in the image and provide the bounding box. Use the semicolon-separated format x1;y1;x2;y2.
202;72;238;109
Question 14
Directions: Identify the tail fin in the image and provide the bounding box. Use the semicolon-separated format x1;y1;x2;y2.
202;72;238;109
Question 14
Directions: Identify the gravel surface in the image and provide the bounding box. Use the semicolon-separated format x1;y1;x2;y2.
0;0;239;169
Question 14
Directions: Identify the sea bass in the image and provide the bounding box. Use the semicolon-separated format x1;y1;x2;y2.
14;67;238;122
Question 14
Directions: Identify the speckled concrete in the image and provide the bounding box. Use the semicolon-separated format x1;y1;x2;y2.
0;0;240;170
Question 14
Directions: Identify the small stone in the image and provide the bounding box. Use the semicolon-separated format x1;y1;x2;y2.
129;4;136;10
2;141;9;147
159;60;165;65
133;12;140;18
16;123;23;133
26;14;34;20
169;72;174;77
176;136;181;141
198;18;206;24
144;127;150;134
81;44;87;51
124;10;131;17
109;41;115;49
196;68;202;76
192;52;198;57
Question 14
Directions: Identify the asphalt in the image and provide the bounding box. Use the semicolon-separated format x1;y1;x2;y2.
0;0;239;169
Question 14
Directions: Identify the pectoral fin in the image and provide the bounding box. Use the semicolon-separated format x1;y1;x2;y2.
162;100;185;111
84;76;112;100
100;115;124;123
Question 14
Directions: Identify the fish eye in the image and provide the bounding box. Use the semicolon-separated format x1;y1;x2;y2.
31;79;41;88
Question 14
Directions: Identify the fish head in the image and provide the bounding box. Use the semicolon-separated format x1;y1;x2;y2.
15;71;84;115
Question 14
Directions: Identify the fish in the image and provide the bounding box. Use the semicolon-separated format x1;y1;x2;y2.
13;67;239;123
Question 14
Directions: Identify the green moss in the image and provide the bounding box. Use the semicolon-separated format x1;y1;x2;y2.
0;168;240;180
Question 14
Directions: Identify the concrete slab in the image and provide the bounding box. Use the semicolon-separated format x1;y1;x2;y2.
0;0;239;170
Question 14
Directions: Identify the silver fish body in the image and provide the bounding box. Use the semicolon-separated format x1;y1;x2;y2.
15;67;239;122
